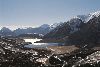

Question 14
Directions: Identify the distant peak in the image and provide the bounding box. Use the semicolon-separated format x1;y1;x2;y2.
74;11;100;22
40;24;50;28
89;11;100;17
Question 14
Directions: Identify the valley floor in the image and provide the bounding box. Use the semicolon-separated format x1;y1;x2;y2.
47;45;78;54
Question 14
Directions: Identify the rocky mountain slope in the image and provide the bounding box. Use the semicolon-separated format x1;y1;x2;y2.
44;16;84;39
44;11;100;46
67;13;100;45
0;27;15;36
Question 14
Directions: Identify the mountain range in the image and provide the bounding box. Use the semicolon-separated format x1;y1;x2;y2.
0;23;61;37
44;11;100;46
1;11;100;46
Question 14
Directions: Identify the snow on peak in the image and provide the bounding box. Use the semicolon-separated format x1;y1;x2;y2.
75;11;100;22
77;15;89;22
72;16;79;19
40;24;50;28
50;22;63;29
89;11;100;17
86;11;100;22
68;15;88;23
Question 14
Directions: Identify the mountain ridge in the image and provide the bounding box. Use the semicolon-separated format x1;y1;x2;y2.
43;11;100;46
0;23;61;36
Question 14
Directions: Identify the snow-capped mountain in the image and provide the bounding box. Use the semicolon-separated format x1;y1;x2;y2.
39;24;50;29
44;11;100;39
0;23;62;36
77;15;89;22
76;11;100;22
13;24;51;35
68;11;100;32
50;22;63;30
87;11;100;22
0;27;15;36
38;23;64;30
89;11;100;17
44;17;84;38
0;24;51;36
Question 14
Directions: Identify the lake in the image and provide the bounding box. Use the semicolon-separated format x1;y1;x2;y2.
24;38;64;48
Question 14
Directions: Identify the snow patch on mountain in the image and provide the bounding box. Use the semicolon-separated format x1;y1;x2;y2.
39;24;50;29
50;22;63;30
68;11;100;33
90;11;100;17
77;15;89;22
86;11;100;22
76;11;100;22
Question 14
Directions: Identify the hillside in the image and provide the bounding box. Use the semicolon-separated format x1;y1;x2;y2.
43;11;100;46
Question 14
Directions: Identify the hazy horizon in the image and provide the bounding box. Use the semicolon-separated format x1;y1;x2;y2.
0;0;100;30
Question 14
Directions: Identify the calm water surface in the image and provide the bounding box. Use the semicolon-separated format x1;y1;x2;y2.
24;39;64;48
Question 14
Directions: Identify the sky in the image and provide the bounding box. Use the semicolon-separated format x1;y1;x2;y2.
0;0;100;30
